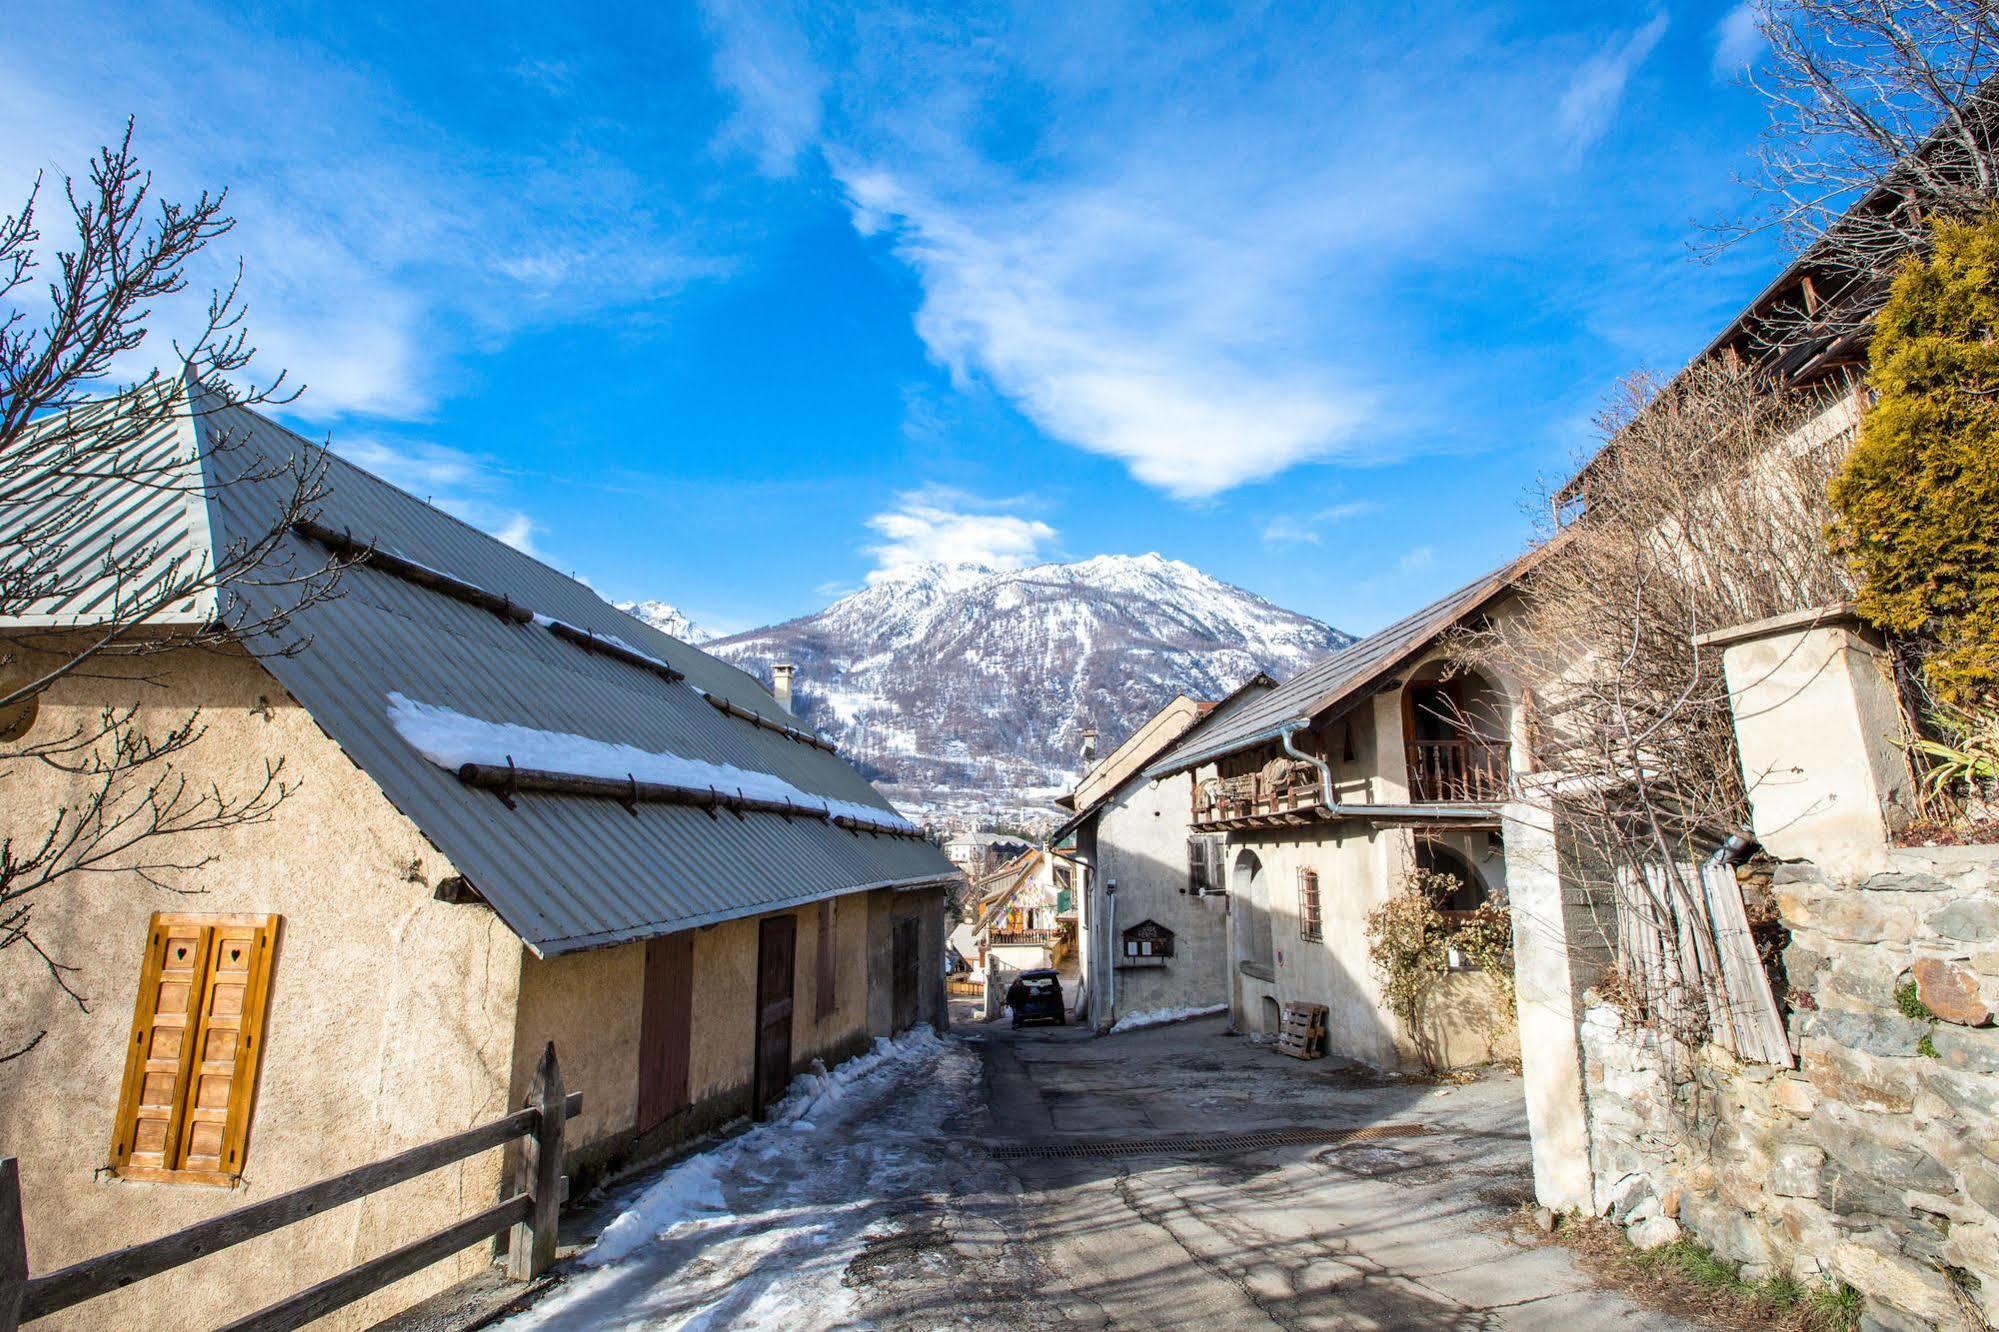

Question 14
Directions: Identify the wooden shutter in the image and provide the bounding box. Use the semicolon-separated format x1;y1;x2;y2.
109;914;280;1186
815;898;837;1019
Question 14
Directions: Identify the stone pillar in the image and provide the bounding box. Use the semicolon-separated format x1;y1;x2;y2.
1699;606;1917;878
1503;797;1596;1212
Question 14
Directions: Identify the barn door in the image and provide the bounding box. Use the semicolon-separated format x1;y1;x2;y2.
891;916;919;1034
637;931;694;1133
752;916;796;1120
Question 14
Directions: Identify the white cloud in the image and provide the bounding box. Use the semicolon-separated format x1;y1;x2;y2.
1260;501;1376;547
1558;15;1669;153
1397;545;1436;575
1712;4;1764;79
863;488;1056;584
701;0;826;177
700;6;1594;501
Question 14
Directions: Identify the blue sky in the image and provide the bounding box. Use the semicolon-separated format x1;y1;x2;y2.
5;1;1784;636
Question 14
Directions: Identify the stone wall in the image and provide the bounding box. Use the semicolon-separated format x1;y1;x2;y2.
1578;845;1999;1331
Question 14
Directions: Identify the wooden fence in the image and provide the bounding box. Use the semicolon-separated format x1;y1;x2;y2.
0;1043;580;1332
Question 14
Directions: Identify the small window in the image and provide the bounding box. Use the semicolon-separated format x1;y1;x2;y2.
1297;870;1323;942
110;914;280;1186
1187;836;1224;894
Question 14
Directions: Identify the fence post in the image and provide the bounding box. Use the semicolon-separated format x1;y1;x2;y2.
507;1044;565;1281
1;1157;26;1332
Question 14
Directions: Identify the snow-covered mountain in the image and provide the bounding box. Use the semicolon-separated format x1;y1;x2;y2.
704;554;1351;815
615;599;712;644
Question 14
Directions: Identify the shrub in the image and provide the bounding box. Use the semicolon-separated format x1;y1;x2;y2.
1831;210;1999;706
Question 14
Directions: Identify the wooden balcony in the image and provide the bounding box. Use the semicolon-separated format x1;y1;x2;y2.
1405;739;1509;803
1191;760;1324;830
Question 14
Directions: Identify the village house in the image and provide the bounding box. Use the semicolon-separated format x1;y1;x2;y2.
953;846;1077;999
0;386;956;1331
1050;677;1275;1030
1144;562;1537;1071
940;829;1032;879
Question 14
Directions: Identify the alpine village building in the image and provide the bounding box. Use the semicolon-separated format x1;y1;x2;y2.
1054;677;1274;1030
1063;561;1536;1069
0;385;956;1331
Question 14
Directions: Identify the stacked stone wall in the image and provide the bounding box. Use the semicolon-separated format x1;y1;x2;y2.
1578;845;1999;1331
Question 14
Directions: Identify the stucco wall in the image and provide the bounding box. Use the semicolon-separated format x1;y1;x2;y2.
511;887;887;1185
1095;769;1228;1019
1223;824;1407;1066
0;642;524;1332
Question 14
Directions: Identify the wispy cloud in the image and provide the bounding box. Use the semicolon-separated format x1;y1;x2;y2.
863;487;1056;584
0;5;710;425
1558;15;1669;153
1712;4;1764;79
337;437;543;557
1397;545;1436;575
702;0;826;177
700;4;1601;502
1260;501;1377;547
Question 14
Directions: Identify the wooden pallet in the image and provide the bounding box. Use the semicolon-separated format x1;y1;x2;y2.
1274;1002;1328;1060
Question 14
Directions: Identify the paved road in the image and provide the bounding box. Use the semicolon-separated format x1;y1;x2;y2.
499;1016;1691;1330
971;1016;1688;1330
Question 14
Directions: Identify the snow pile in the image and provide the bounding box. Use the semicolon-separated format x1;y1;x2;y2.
1109;1003;1227;1034
583;1025;945;1268
384;692;915;833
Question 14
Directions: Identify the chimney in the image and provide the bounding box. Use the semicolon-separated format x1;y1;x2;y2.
771;663;796;714
1080;725;1098;768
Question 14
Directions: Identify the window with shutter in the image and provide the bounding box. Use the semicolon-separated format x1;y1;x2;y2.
815;898;837;1019
109;914;280;1186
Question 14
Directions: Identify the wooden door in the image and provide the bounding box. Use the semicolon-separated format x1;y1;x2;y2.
752;916;796;1120
637;931;694;1133
891;916;919;1034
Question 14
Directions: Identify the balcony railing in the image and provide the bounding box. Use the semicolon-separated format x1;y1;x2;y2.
1406;739;1510;803
1191;760;1323;828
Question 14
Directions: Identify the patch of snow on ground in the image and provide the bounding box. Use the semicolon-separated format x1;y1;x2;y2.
1109;1003;1227;1034
383;692;914;833
585;1027;944;1267
497;1025;965;1332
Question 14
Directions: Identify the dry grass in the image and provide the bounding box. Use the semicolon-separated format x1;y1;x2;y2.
1516;1212;1862;1332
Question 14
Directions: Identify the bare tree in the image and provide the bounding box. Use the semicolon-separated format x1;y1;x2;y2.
1710;0;1999;346
1455;360;1856;1043
0;124;346;1061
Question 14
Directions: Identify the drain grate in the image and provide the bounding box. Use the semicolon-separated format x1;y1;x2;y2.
988;1122;1426;1162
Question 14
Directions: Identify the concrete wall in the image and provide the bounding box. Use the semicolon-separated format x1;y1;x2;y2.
0;643;524;1332
1092;770;1228;1022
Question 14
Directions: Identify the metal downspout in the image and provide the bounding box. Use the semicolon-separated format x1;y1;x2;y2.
1281;720;1343;814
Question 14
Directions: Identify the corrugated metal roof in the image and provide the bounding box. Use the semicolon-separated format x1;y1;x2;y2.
11;386;954;955
0;389;216;626
1145;548;1544;779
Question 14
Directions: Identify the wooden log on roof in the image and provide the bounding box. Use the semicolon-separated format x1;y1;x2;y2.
451;762;923;839
294;520;534;624
702;694;839;752
543;618;684;683
455;762;831;821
